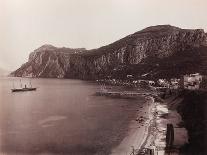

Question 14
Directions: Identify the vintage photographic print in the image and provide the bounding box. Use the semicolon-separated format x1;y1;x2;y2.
0;0;207;154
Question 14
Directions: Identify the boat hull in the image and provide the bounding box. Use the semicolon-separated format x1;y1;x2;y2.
11;88;37;92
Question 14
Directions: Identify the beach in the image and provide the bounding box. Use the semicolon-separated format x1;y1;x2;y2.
110;90;189;155
148;95;188;155
111;96;155;155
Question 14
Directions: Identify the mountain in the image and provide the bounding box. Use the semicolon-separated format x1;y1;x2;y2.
11;25;207;80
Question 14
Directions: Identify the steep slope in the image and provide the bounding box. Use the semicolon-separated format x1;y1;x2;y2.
12;45;86;78
111;46;207;80
11;25;207;80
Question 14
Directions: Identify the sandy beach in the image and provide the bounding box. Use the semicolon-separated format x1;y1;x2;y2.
111;93;189;155
149;95;188;155
110;96;155;155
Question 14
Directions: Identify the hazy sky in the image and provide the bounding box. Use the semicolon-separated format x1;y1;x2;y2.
0;0;207;70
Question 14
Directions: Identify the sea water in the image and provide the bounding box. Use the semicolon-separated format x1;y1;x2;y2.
0;77;146;155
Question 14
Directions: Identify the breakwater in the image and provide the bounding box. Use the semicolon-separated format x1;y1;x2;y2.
96;91;153;97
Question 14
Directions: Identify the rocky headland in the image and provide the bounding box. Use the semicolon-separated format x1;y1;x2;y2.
11;25;207;80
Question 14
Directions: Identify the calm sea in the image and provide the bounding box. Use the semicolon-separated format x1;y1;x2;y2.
0;77;146;155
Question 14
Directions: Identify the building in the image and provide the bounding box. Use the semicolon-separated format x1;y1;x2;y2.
157;79;170;88
182;73;202;90
170;78;180;89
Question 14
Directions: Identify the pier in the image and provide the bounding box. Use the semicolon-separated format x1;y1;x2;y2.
96;90;156;98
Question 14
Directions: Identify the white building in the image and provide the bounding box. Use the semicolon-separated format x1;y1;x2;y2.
158;79;170;88
183;73;202;90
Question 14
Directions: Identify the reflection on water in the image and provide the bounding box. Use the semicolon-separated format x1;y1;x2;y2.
0;77;146;155
38;115;67;128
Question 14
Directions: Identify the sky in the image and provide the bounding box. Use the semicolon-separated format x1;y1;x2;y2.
0;0;207;71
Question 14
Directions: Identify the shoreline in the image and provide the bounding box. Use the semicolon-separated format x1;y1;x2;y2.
110;95;155;155
107;85;188;155
111;92;189;155
143;94;188;155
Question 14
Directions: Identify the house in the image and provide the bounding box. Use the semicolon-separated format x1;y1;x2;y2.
148;80;155;86
157;79;170;88
182;73;202;90
170;78;180;89
127;74;133;78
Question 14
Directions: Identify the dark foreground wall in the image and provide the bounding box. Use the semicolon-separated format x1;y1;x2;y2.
177;91;207;155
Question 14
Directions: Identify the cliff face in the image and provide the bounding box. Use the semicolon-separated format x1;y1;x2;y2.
11;25;207;80
13;45;86;78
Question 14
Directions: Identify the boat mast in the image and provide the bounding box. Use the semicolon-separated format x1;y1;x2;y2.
12;80;15;89
20;79;22;88
30;79;32;88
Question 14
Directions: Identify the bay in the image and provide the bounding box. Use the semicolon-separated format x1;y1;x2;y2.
0;77;146;155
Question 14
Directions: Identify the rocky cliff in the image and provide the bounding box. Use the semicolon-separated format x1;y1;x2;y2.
11;25;207;80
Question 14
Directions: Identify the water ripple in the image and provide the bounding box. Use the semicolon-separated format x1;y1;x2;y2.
38;115;67;128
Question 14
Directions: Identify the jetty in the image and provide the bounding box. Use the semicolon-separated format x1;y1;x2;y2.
96;90;157;98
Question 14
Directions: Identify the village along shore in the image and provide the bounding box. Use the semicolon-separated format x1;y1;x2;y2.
96;73;207;155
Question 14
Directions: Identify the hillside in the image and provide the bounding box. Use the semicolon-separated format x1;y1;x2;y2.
11;25;207;80
112;46;207;80
177;91;207;154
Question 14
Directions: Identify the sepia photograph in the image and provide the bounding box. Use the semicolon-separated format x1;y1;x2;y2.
0;0;207;154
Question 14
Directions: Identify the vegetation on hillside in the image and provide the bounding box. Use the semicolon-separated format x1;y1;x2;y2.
177;91;207;154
